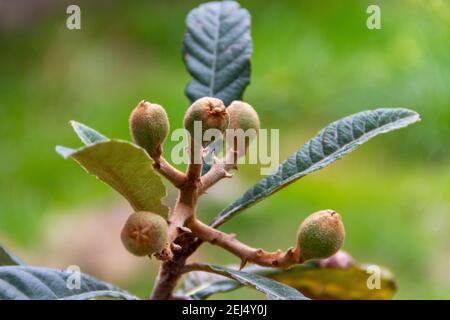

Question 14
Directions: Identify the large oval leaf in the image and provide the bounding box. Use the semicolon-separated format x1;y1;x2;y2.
182;261;396;300
211;108;420;227
183;0;253;106
0;244;25;266
188;264;308;300
56;140;168;218
268;263;397;300
0;266;136;300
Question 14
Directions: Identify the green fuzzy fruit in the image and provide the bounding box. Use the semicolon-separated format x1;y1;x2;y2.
121;211;168;257
226;101;260;156
227;101;260;132
297;210;345;261
129;100;169;158
183;97;229;145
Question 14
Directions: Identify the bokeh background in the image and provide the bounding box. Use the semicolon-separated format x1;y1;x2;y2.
0;0;449;299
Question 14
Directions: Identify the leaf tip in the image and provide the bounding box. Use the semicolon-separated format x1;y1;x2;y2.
55;145;74;159
399;108;422;127
69;120;85;133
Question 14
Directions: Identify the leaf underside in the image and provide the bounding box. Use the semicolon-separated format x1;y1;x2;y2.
269;263;397;300
181;269;241;299
182;262;397;300
56;121;168;217
211;108;420;227
56;138;168;218
0;266;136;300
0;244;25;266
56;140;168;218
184;0;253;106
70;120;107;145
188;264;308;300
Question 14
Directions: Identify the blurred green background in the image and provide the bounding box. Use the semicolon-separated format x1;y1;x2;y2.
0;0;449;299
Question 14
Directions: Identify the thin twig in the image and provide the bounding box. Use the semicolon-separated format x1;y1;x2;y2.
200;147;237;194
152;156;187;188
187;218;302;268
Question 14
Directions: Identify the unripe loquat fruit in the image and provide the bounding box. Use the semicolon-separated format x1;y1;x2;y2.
297;210;345;261
227;100;260;133
183;97;229;145
129;100;169;158
121;211;168;257
226;101;260;156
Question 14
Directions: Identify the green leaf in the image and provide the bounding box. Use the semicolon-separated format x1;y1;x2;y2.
267;263;397;300
181;269;240;300
183;0;253;106
0;266;135;300
182;262;396;300
61;290;138;300
0;244;25;266
211;108;420;227
188;264;308;300
56;140;168;218
70;120;107;145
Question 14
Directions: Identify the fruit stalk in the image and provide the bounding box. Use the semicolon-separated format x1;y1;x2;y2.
152;156;187;188
186;218;302;268
199;147;238;194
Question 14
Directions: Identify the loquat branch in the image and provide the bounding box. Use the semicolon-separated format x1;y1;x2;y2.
186;218;302;268
200;147;238;194
150;138;205;299
186;138;203;181
151;233;202;300
152;156;187;188
166;138;203;246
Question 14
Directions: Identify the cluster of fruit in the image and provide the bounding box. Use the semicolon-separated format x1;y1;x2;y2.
122;97;344;262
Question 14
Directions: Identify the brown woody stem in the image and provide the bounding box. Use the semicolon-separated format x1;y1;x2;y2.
150;234;202;300
151;137;292;299
167;185;198;244
150;138;204;299
152;156;187;188
187;218;302;268
200;148;237;194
